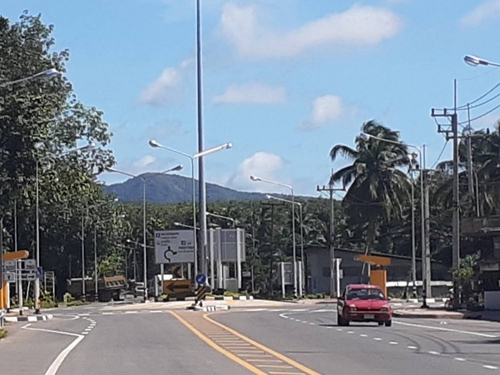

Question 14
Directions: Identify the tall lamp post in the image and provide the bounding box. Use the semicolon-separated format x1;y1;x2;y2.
266;195;304;297
249;176;297;297
149;140;232;281
359;132;429;305
34;142;94;314
106;164;183;301
81;198;119;300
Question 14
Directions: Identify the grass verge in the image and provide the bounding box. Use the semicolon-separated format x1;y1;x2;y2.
0;328;7;340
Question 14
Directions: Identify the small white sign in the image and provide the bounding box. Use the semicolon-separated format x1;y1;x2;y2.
2;261;15;273
19;259;36;271
154;230;195;264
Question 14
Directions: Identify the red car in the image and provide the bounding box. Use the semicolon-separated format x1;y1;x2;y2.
337;284;392;327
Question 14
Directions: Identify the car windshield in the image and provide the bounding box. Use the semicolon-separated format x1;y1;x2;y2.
346;288;385;300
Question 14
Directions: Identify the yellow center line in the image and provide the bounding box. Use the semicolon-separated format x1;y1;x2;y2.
204;313;322;375
170;311;268;375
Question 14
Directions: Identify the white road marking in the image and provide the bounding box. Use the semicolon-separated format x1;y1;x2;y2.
389;342;398;345
78;313;90;316
102;312;114;315
428;351;440;355
82;332;89;335
312;309;335;313
454;358;466;361
22;324;85;375
374;338;382;341
360;334;368;337
394;321;498;338
309;323;315;325
483;365;498;370
149;310;163;313
124;311;138;314
337;328;343;331
302;321;308;324
408;346;417;350
347;331;354;334
84;328;92;331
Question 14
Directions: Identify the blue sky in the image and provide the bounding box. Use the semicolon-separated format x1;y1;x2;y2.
3;0;500;195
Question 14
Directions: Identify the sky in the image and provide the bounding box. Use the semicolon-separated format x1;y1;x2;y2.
2;0;500;196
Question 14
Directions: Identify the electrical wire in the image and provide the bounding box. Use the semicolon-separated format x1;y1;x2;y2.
430;140;449;169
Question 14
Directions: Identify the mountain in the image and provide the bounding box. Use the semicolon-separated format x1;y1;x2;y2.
104;173;271;203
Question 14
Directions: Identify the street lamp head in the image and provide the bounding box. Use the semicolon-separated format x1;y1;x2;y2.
117;214;126;219
149;139;162;148
172;164;183;172
113;198;119;202
224;143;233;150
250;175;261;182
359;132;371;141
173;222;182;226
42;68;61;78
266;194;273;199
82;141;95;150
464;55;481;67
126;239;133;243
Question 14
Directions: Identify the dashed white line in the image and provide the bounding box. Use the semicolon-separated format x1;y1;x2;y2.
454;358;466;362
102;312;114;315
483;365;498;370
347;331;354;334
309;323;315;325
337;328;343;331
82;332;89;335
374;338;382;341
394;321;497;338
408;346;417;350
389;342;398;345
84;328;92;331
428;351;440;355
124;311;138;314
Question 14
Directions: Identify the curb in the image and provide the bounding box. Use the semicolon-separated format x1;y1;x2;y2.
187;305;231;312
206;296;254;301
5;314;54;323
405;298;447;303
393;311;463;319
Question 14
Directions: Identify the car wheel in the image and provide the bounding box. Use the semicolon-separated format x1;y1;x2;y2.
378;322;384;326
337;313;348;326
385;320;392;327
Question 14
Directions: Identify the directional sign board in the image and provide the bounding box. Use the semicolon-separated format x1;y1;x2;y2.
154;230;195;264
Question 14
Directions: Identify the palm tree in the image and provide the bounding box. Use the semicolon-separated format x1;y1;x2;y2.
329;120;412;264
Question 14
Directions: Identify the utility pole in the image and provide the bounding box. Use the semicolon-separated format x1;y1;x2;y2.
424;165;432;299
317;178;345;298
431;79;460;310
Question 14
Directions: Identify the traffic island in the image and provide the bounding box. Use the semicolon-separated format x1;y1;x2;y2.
393;309;464;319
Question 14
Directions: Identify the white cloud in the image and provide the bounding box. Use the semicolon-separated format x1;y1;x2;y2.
461;0;500;26
132;155;157;171
224;152;290;193
139;59;193;107
213;82;286;104
219;3;403;60
298;95;347;131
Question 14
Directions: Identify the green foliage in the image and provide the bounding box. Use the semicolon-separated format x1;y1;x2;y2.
0;329;6;340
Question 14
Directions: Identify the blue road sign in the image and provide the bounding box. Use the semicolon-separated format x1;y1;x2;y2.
195;274;206;285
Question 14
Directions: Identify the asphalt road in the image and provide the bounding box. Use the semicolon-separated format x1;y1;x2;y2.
2;303;500;375
214;304;500;375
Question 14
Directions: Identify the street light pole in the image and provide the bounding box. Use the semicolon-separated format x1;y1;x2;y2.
149;140;232;283
266;195;304;296
250;175;297;297
359;132;427;303
0;68;60;88
106;165;182;301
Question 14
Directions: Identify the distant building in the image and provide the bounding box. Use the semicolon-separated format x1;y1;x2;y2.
461;216;500;310
306;246;450;297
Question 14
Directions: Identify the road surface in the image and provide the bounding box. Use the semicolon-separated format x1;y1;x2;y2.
1;303;499;375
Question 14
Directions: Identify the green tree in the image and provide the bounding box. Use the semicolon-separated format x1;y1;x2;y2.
329;120;412;260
